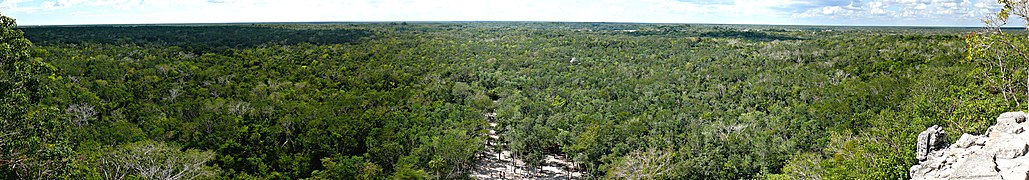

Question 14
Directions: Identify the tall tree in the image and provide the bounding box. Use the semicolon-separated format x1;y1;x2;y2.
0;14;70;178
966;0;1029;110
96;141;219;180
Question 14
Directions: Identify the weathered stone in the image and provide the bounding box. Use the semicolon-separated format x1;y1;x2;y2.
911;112;1029;180
917;125;947;161
999;111;1027;124
996;112;1028;133
996;158;1022;169
953;134;979;148
997;156;1029;180
909;165;929;180
999;169;1029;180
950;152;1001;179
976;137;988;146
993;141;1029;159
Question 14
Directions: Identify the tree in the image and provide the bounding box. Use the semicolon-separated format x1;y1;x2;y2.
65;103;96;127
311;155;382;180
0;13;70;179
966;0;1029;110
607;148;677;179
0;14;34;140
96;141;219;180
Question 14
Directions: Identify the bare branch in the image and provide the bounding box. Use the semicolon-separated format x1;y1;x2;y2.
98;141;218;180
65;103;96;127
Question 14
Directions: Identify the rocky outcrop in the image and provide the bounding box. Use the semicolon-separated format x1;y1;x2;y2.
910;111;1029;180
916;125;947;161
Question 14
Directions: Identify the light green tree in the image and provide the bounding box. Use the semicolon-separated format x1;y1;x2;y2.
966;0;1029;110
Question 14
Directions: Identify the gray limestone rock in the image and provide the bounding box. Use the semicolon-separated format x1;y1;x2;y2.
950;151;1001;179
911;112;1029;180
953;134;980;149
997;156;1029;180
993;141;1029;159
909;165;929;180
999;111;1027;124
917;125;947;161
995;112;1027;133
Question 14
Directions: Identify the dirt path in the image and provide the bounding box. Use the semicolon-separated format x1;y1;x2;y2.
471;103;582;179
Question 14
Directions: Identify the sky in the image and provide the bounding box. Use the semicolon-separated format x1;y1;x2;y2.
0;0;1014;26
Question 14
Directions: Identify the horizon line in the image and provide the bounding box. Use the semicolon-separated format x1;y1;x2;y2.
14;20;1003;29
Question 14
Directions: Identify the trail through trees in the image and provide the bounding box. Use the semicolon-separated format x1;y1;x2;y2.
471;101;582;179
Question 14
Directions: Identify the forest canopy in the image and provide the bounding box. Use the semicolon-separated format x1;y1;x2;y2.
0;15;1014;179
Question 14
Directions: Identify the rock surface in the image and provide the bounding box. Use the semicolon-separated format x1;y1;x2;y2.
916;125;947;161
911;111;1029;180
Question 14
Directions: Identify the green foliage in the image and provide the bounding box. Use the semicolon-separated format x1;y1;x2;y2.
0;13;72;179
1;20;1005;179
312;155;381;180
965;0;1029;112
19;25;375;54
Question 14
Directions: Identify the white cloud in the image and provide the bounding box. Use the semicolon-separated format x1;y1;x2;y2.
869;1;888;14
822;6;845;15
787;0;1002;25
55;0;87;7
0;0;1015;26
0;0;31;9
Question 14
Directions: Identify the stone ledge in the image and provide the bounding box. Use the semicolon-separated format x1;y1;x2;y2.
911;111;1029;180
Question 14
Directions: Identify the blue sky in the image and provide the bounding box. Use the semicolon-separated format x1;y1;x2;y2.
0;0;1011;26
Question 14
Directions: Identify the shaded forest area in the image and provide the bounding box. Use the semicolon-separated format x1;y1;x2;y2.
20;25;376;53
2;21;1014;179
